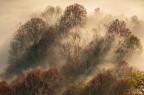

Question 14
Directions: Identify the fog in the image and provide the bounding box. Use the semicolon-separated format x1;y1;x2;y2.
0;0;144;73
0;0;144;44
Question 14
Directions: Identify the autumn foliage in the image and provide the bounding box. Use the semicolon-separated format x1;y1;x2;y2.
0;3;144;95
0;68;62;95
59;3;87;32
108;19;131;36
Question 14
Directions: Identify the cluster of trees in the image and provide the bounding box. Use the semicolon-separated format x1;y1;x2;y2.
63;62;143;95
5;18;55;78
1;63;144;95
0;3;143;95
4;3;87;78
0;68;62;95
60;19;141;80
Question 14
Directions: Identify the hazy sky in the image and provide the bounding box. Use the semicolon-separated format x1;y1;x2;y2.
0;0;144;46
0;0;144;50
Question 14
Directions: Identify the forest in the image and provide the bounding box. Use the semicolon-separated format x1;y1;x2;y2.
0;3;144;95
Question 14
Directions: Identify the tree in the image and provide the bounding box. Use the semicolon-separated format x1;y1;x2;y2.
63;85;82;95
125;35;141;50
130;16;143;34
116;35;141;61
42;6;62;18
59;3;87;32
82;71;117;95
84;34;114;71
9;68;62;95
114;61;133;78
59;30;89;79
41;6;62;25
126;71;144;95
0;81;11;95
59;30;84;64
15;17;47;46
8;17;47;63
112;80;132;95
5;18;55;79
108;19;131;36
